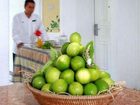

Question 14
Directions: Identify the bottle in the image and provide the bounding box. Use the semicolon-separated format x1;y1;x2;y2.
36;36;43;48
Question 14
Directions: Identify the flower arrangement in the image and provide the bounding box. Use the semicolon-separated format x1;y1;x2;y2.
34;30;43;48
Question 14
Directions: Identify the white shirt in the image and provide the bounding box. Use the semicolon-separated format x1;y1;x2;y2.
12;12;48;53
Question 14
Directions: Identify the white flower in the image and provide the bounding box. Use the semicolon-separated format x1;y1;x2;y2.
87;58;92;65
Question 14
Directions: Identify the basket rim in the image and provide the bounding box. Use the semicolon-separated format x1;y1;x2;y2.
26;83;122;100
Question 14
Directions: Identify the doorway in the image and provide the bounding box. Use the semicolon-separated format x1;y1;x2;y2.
94;0;111;70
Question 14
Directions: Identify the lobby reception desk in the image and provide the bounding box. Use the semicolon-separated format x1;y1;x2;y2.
12;46;50;82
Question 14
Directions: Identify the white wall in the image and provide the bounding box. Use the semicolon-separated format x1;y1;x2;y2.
60;0;77;38
76;0;94;45
0;0;9;85
109;0;140;89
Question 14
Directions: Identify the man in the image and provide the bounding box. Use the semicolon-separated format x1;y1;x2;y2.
12;0;48;61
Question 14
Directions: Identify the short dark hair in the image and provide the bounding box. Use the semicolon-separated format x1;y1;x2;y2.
24;0;35;7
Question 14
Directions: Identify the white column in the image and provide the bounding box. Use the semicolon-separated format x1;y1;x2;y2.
0;0;9;85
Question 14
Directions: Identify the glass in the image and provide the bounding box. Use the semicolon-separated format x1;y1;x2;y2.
59;35;67;46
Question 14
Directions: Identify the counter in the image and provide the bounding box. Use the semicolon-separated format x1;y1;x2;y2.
12;46;50;82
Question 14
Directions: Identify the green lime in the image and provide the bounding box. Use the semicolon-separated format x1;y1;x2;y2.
45;67;61;83
42;60;53;75
95;79;109;93
68;82;83;95
88;69;100;81
41;83;51;92
100;71;111;78
60;69;74;84
43;66;53;76
71;56;85;71
91;64;100;70
75;68;91;84
84;83;98;95
51;79;68;94
70;32;81;43
61;42;70;54
55;54;71;71
66;42;80;57
32;69;43;80
79;45;84;55
32;76;46;90
102;77;115;87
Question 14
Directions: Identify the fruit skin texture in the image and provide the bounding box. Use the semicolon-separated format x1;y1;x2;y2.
42;60;53;75
68;82;83;95
71;56;85;71
75;68;91;84
84;83;98;95
79;45;84;55
45;67;61;83
70;32;81;43
88;69;100;81
66;42;80;57
61;42;70;54
32;76;46;90
55;55;71;71
51;79;68;94
60;69;74;84
41;84;51;92
100;71;111;78
32;69;43;80
102;77;115;87
95;79;109;92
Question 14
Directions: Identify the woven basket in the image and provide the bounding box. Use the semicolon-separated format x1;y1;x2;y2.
26;83;121;105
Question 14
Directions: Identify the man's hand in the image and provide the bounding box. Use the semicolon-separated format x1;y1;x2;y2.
17;43;24;48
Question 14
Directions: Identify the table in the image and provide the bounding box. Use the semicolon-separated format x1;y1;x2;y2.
12;46;51;82
0;83;140;105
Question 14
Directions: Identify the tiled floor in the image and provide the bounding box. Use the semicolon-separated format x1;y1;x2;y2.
1;84;140;105
0;72;13;86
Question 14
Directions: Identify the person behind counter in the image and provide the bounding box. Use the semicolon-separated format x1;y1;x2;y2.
12;0;48;62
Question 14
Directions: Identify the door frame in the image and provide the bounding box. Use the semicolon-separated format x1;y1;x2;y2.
93;0;111;70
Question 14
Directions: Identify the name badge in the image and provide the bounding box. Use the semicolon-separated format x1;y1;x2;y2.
32;20;36;22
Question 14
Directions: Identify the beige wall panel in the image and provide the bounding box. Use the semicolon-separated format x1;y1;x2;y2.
42;0;60;32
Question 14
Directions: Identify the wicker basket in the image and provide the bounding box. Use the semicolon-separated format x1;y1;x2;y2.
26;83;121;105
